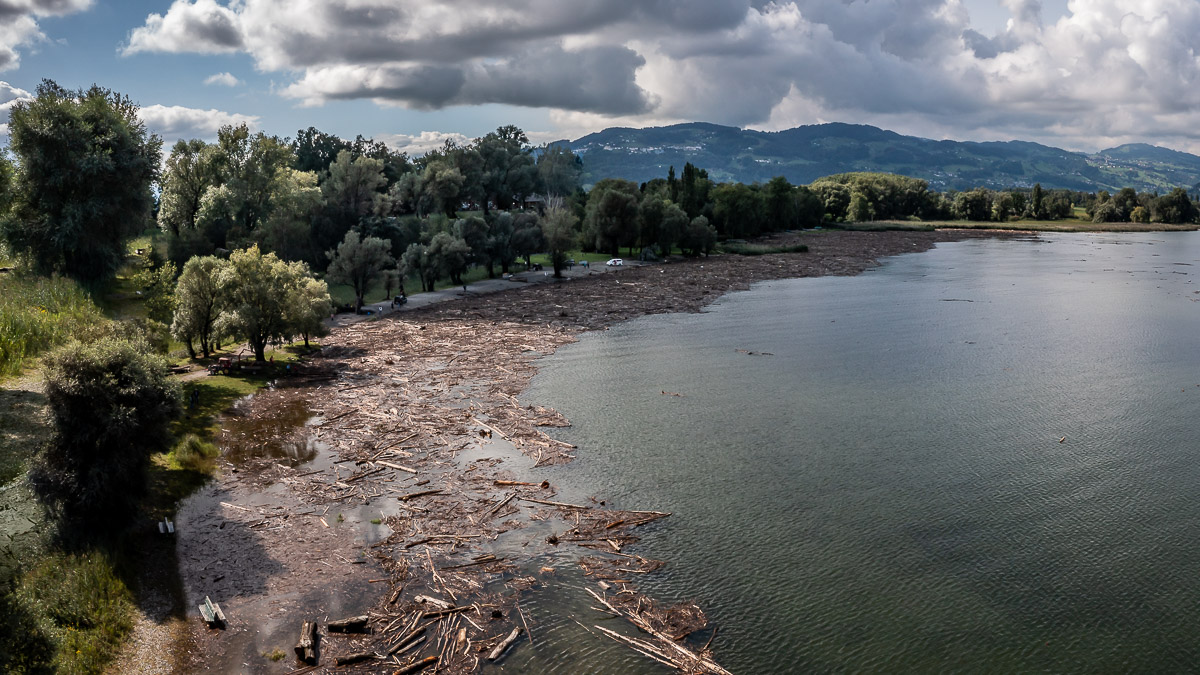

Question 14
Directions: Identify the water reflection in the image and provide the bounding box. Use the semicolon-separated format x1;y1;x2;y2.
219;395;324;466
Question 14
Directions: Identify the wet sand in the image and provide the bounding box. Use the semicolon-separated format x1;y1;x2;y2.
169;229;1020;673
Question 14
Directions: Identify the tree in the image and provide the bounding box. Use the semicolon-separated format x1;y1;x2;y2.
712;183;766;236
403;242;437;292
537;144;582;198
322;150;387;220
541;203;579;278
1028;182;1045;219
292;126;351;177
421;160;466;218
0;80;161;283
583;179;640;256
680;216;717;257
657;201;689;256
204;124;295;246
427;231;471;285
1154;188;1197;224
256;168;323;266
284;271;332;348
171;255;227;358
29;337;181;532
326;230;395;313
217;245;311;361
159;139;219;238
764;176;798;231
131;261;178;325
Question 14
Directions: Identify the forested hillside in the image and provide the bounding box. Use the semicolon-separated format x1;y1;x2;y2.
567;122;1200;193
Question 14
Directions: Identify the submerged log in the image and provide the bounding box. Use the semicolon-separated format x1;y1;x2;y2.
293;619;317;664
487;627;523;661
326;615;369;633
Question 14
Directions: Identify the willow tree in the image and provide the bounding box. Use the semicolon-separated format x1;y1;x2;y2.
0;80;161;283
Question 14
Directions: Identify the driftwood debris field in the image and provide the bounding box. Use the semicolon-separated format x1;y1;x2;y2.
179;230;1017;673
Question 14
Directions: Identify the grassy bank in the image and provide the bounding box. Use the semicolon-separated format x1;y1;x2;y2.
0;274;109;377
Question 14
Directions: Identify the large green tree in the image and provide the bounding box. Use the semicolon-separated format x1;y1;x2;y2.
171;255;228;358
217;245;313;361
326;229;394;312
0;80;161;283
584;179;640;256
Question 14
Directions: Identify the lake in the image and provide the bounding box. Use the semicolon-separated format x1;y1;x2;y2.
515;232;1200;673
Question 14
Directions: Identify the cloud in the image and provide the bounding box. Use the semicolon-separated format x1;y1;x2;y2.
0;0;91;70
203;71;242;87
380;131;472;157
122;0;1200;152
283;43;651;115
137;104;259;142
123;0;242;55
0;80;31;135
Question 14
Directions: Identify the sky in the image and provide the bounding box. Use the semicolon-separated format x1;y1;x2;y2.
4;0;1200;157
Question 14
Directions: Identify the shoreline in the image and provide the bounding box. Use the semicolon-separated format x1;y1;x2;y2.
168;229;1024;673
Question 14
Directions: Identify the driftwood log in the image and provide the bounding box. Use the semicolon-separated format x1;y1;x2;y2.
293;620;317;664
326;615;369;633
333;651;377;666
487;627;523;661
394;656;438;675
413;594;453;610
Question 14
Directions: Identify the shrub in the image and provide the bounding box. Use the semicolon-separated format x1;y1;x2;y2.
7;552;135;674
29;338;181;534
171;434;219;472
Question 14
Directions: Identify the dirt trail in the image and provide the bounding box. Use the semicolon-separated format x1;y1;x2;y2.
167;229;1021;673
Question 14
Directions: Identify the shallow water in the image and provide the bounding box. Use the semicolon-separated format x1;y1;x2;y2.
523;232;1200;673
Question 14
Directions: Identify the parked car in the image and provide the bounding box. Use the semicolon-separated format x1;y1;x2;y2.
606;258;624;266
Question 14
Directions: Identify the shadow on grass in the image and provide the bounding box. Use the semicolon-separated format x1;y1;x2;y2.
0;388;49;485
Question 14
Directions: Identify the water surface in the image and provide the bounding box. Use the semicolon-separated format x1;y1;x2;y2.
523;232;1200;673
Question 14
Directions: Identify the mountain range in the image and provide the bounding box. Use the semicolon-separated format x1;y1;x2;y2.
564;122;1200;194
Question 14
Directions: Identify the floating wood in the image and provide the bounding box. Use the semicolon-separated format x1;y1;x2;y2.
293;620;317;664
377;460;418;473
326;615;369;633
399;489;443;501
413;594;453;610
494;479;550;488
487;627;523;661
486;492;517;518
198;595;226;627
333;651;377;666
386;619;435;655
393;656;438;675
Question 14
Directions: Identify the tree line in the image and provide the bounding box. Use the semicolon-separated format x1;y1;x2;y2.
4;80;1200;368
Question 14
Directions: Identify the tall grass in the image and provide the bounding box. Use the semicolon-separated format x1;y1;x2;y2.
0;275;107;377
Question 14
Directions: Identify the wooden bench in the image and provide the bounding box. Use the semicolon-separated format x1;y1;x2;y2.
199;595;226;627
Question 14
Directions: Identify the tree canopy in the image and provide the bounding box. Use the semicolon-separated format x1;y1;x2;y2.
0;80;161;283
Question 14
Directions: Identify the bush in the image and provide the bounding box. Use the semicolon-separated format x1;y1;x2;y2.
171;434;219;472
29;338;181;534
6;552;135;674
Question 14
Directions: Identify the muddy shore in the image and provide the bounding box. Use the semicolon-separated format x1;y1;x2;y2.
169;229;1019;674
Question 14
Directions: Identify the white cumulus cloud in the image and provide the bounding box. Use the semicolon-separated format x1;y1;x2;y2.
138;104;259;143
379;131;471;157
203;71;242;87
